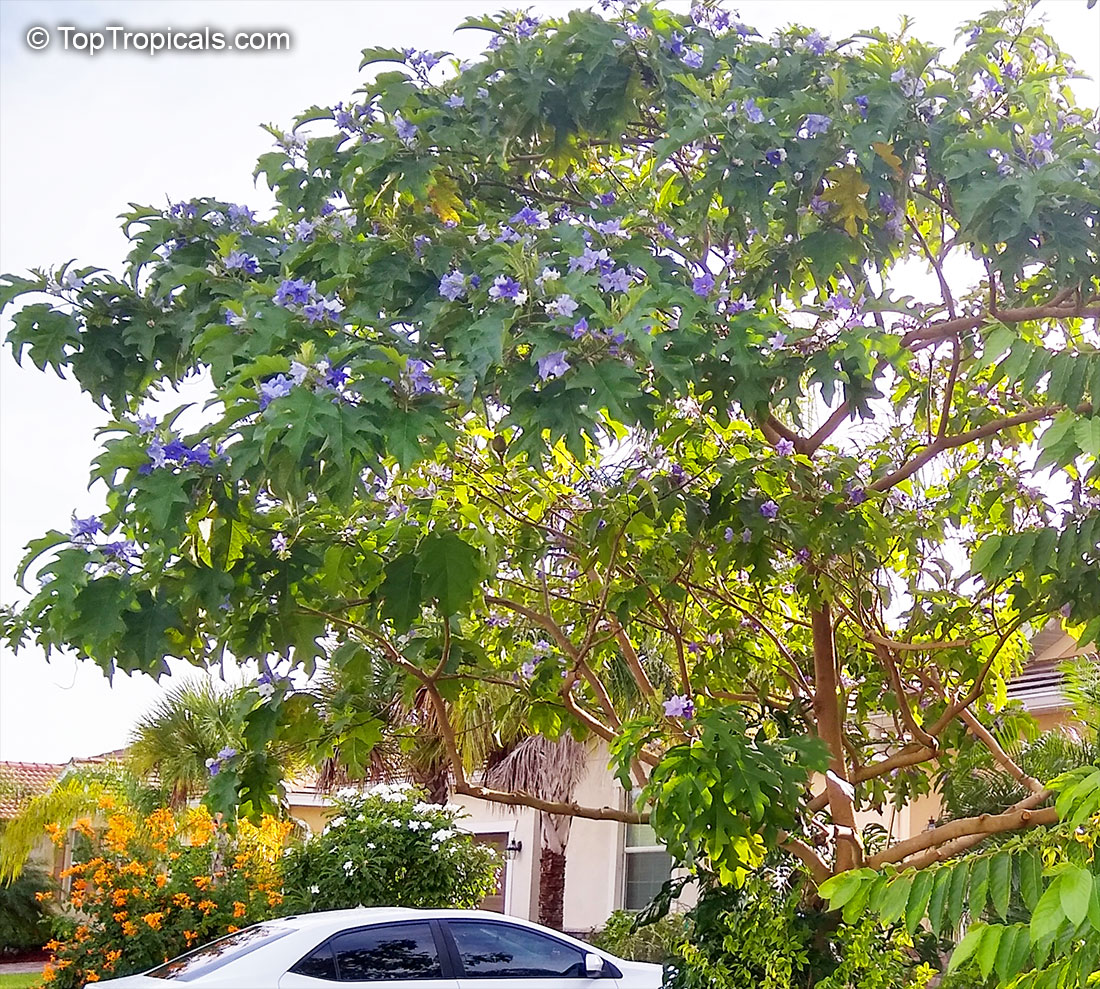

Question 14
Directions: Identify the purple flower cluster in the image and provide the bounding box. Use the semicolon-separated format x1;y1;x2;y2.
536;351;571;382
146;434;215;469
225;250;260;275
274;278;344;324
227;204;256;230
205;746;238;778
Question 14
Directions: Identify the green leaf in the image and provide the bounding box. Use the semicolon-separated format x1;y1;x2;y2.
1031;881;1066;945
819;871;864;909
975;923;1001;980
1058;865;1093;927
970;855;990;919
880;875;912;925
1019;850;1042;911
948;923;986;973
990;853;1013;921
928;867;953;937
906;869;935;934
415;531;483;616
377;554;423;629
947;859;971;934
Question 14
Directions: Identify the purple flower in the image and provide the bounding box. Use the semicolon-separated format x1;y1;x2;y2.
765;148;787;166
599;267;631;293
568;246;611;273
598;192;617;206
225;250;260;274
510;206;544;226
413;234;431;258
1030;133;1054;164
663;694;695;718
724;527;735;542
742;527;752;543
274;278;313;307
625;23;647;41
533;639;551;657
537;351;571;382
682;48;704;69
825;291;853;312
227;204;255;229
742;98;765;124
271;533;288;554
805;31;828;55
136;415;157;435
521;660;538;679
101;540;137;561
878;192;897;213
224;309;245;327
809;196;830;217
206;759;221;777
795;547;812;564
766;331;787;350
294;219;316;243
966;26;981;46
185;442;213;467
657;222;676;240
445;94;465;109
846;484;867;505
570;318;589;340
495;226;521;244
163;439;190;462
71;515;103;539
469;274;481;289
664;31;685;58
776;439;795;456
323;364;350;390
728;298;755;313
595;217;624;237
760;500;779;520
799;114;831;137
439;271;467;302
546;295;578;318
515;15;539;38
489;275;526;303
259;374;295;409
394;114;418;144
147;438;167;469
692;271;715;297
217;746;237;761
406;359;434;395
854;95;869;119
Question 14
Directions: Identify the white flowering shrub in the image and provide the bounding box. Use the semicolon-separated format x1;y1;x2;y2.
280;783;499;913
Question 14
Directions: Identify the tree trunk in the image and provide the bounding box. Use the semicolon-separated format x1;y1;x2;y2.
537;846;566;930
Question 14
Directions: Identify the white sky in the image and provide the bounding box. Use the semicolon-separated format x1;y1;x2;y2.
1;0;1097;764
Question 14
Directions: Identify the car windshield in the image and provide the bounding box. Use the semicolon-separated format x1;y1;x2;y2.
146;922;295;980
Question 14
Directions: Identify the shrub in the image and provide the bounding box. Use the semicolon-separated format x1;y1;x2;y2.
0;866;53;956
281;782;499;913
589;909;687;963
39;803;291;987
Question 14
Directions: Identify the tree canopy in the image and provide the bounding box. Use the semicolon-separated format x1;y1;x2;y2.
2;0;1099;984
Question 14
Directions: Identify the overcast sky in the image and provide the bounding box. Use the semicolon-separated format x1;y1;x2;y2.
1;0;1097;764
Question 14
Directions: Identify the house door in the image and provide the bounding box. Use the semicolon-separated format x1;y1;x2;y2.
475;832;510;913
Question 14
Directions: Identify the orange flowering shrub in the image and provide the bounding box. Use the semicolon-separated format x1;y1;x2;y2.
42;807;289;989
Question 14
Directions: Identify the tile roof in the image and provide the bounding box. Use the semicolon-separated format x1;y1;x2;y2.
0;762;65;819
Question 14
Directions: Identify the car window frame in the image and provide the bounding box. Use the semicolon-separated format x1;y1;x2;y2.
437;919;622;981
147;921;297;981
288;918;456;983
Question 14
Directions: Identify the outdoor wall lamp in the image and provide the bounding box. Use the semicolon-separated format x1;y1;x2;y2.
504;838;523;859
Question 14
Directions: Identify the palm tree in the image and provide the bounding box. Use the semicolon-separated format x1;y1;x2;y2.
128;679;247;805
487;734;588;930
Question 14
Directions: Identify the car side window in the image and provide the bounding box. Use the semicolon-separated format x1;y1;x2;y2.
329;922;444;981
447;921;586;979
289;940;338;981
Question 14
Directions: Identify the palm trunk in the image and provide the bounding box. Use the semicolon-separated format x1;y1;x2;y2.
537;846;566;930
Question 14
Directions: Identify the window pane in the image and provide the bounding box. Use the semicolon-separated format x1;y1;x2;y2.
290;943;337;981
624;849;672;911
449;921;585;978
148;923;293;980
331;923;442;981
625;822;660;848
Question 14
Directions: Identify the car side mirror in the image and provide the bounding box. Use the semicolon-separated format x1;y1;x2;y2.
584;952;605;978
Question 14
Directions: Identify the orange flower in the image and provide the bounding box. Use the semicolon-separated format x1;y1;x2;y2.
226;925;240;933
143;911;165;930
173;892;193;909
197;899;217;914
35;890;52;901
122;921;138;937
232;900;247;918
184;929;199;944
154;873;169;888
44;822;63;844
267;891;284;908
112;888;128;906
97;795;116;811
85;972;100;983
113;910;128;923
192;875;212;891
41;963;56;983
73;817;95;838
105;950;122;967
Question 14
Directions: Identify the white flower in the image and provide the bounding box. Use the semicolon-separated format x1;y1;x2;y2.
310;884;320;894
336;787;359;799
343;859;355;874
431;843;439;851
431;828;455;843
329;816;346;829
366;842;376;849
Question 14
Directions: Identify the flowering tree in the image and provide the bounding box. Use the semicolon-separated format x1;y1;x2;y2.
2;0;1099;981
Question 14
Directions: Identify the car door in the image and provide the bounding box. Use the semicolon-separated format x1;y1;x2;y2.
442;919;619;989
279;920;459;989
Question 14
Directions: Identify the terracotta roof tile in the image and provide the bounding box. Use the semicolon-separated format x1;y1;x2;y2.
0;762;65;819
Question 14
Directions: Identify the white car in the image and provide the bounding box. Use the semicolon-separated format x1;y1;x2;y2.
92;907;664;988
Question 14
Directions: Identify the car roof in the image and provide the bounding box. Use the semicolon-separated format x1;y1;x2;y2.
278;907;540;930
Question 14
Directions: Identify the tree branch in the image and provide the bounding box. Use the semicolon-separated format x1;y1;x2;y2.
455;781;648;824
956;706;1045;795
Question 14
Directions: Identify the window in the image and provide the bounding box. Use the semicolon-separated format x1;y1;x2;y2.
289;941;337;981
148;923;294;980
623;820;672;911
329;923;443;981
447;921;586;978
